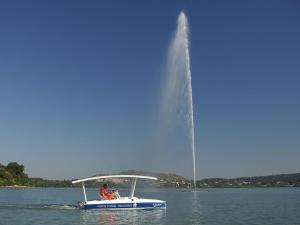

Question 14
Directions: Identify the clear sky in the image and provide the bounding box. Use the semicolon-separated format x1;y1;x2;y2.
0;0;299;179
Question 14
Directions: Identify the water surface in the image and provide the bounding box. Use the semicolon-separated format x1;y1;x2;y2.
0;188;299;225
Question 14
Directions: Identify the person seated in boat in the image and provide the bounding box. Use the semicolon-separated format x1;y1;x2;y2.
99;184;116;200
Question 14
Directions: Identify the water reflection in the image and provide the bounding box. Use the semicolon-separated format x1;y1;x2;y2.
79;209;166;225
190;191;200;225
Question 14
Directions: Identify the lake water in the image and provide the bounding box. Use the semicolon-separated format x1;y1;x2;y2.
0;187;299;225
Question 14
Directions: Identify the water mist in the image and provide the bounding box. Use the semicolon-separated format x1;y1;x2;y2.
161;11;196;189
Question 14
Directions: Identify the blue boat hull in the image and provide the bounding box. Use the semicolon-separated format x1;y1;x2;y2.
83;202;166;210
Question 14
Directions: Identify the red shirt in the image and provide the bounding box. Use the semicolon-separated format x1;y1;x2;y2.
99;186;107;196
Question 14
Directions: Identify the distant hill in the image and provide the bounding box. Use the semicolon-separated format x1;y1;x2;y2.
1;162;299;188
197;173;300;188
110;170;300;188
119;170;189;187
81;170;190;188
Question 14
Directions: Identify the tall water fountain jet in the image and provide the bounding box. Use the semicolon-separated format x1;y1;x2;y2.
161;11;196;189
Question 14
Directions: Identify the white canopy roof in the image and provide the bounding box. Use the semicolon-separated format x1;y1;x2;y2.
72;175;157;184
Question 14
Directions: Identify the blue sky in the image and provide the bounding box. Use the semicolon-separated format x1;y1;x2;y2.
0;0;299;179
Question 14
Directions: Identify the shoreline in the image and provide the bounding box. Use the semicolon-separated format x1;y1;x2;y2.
0;185;299;189
0;185;31;188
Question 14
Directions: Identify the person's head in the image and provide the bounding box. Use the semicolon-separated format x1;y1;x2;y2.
102;184;108;189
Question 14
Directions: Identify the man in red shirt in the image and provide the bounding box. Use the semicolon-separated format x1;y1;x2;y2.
99;184;115;200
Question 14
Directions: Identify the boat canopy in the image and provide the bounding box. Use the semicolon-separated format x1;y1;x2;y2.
73;175;158;202
72;175;157;184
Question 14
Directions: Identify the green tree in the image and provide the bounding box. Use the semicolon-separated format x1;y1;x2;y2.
2;162;28;185
7;162;24;176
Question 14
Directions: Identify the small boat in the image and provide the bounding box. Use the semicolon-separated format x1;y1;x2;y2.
72;175;166;210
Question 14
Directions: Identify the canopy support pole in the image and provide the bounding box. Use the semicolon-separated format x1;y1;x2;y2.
82;182;87;202
130;178;137;199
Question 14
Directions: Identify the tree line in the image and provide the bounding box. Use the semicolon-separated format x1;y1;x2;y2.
1;162;299;188
0;162;71;187
0;162;28;186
